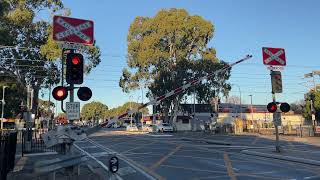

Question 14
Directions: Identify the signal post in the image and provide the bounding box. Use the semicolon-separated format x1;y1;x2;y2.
263;47;290;153
52;16;94;125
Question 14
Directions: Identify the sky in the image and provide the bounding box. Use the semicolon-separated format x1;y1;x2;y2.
41;0;320;112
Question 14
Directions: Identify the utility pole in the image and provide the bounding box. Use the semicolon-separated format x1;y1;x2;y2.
1;86;8;130
249;94;253;122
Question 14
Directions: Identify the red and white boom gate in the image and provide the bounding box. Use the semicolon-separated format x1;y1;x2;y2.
101;54;253;127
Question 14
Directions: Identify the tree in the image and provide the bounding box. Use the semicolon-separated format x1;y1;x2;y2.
0;0;101;117
81;101;109;121
303;91;320;124
0;83;26;118
105;102;149;119
302;100;312;124
290;100;305;114
120;9;231;124
38;99;55;117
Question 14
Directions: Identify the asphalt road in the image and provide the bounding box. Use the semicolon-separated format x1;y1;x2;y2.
75;129;320;180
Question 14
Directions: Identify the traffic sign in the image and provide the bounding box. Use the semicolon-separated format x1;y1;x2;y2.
66;102;80;120
263;47;286;66
53;16;94;45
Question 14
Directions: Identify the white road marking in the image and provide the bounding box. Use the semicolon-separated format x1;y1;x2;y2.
80;145;97;149
145;134;173;137
86;138;159;180
74;143;124;180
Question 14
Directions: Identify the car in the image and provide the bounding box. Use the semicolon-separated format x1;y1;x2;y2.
126;125;139;131
142;124;153;132
155;123;173;132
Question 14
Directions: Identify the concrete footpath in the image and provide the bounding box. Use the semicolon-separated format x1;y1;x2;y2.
258;134;320;147
241;134;320;166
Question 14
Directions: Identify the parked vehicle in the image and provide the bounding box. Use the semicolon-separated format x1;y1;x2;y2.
105;122;120;128
155;123;173;132
142;124;153;132
126;125;139;131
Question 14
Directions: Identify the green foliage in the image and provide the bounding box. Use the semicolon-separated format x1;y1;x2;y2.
81;101;109;121
120;8;231;121
290;100;305;114
105;102;149;119
37;98;54;117
0;83;26;118
304;91;320;123
303;100;312;123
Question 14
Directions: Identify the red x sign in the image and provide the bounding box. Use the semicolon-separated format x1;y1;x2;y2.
262;47;286;66
53;16;94;45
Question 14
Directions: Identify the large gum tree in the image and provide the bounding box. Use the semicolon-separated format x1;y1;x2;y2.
120;9;231;124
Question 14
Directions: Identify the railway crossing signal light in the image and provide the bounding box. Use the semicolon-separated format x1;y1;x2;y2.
77;87;92;101
267;102;277;113
271;71;282;93
280;102;290;113
52;86;68;101
267;102;291;113
66;53;84;84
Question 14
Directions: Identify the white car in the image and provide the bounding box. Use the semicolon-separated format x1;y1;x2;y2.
142;124;153;132
126;125;139;131
155;123;173;132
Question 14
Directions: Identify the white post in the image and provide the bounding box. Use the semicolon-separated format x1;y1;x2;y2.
1;86;8;130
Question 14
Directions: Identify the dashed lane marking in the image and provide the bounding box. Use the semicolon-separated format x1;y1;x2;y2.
151;144;182;170
223;152;237;180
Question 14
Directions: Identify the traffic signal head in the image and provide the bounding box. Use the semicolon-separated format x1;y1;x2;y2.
267;102;277;113
52;86;68;101
66;53;84;84
77;87;92;101
267;102;291;113
280;102;290;113
271;71;282;93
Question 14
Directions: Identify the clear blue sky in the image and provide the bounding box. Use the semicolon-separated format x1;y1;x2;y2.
42;0;320;112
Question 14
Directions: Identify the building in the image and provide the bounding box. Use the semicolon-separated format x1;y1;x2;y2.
176;103;305;132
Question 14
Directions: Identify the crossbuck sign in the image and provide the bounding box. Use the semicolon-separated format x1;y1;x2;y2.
262;47;286;66
53;16;94;45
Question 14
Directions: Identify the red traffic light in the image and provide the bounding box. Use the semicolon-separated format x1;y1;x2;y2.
267;102;277;113
72;56;80;65
77;87;92;101
66;53;84;84
52;86;68;101
280;103;290;113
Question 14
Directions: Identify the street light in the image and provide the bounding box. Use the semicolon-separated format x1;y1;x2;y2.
1;86;8;130
231;84;242;119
